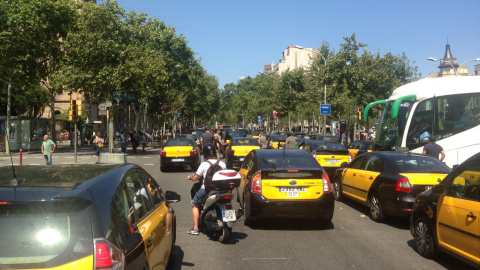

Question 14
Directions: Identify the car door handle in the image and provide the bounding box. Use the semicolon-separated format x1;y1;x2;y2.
467;212;477;221
146;240;153;248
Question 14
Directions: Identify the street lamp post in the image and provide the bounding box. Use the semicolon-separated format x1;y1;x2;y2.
427;57;480;76
294;45;327;136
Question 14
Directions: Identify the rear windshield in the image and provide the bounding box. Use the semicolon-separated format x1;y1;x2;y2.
312;142;346;150
259;155;319;170
230;130;248;137
251;130;263;136
166;139;194;147
0;200;93;268
390;155;451;173
232;138;259;146
271;135;286;140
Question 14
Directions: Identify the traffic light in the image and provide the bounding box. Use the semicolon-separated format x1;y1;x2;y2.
106;106;110;119
76;100;82;116
70;100;77;121
358;107;363;120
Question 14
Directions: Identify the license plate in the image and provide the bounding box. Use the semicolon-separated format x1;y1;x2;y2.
279;187;307;192
327;159;340;164
222;210;236;222
171;158;184;162
239;157;244;161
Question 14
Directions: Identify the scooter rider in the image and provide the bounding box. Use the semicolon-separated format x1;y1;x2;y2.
186;143;226;235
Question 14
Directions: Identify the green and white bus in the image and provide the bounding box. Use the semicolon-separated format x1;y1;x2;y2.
364;76;480;168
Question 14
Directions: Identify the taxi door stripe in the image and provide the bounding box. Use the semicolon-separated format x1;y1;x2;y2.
438;222;480;239
343;184;368;194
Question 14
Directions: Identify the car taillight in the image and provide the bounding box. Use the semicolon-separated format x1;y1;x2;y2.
395;177;412;193
252;172;262;194
323;172;332;193
311;151;316;158
160;151;166;156
228;149;235;155
190;150;197;156
94;238;124;269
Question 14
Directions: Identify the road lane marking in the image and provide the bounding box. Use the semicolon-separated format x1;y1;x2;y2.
242;258;290;260
144;164;154;166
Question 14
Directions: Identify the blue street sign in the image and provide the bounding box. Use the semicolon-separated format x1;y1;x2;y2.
320;104;331;115
375;119;379;125
257;116;262;122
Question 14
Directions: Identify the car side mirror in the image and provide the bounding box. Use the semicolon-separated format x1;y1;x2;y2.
431;184;445;196
165;191;181;203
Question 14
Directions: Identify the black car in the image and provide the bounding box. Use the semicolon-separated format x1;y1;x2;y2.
238;149;334;225
333;152;451;222
265;134;286;149
0;164;180;270
160;138;201;172
410;152;480;267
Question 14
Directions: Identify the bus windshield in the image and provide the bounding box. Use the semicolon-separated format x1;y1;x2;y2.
375;99;415;150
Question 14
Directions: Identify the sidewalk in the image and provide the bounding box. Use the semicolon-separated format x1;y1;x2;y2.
1;140;162;156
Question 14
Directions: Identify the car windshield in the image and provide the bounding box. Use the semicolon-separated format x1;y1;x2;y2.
232;138;259;146
0;200;93;267
230;130;248;137
165;139;194;147
390;155;451;173
251;130;263;136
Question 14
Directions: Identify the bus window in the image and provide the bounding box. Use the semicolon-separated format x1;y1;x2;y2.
375;99;414;150
436;93;480;140
406;99;434;149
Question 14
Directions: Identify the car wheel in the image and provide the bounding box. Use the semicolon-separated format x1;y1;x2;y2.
369;193;385;222
414;217;437;259
332;178;343;201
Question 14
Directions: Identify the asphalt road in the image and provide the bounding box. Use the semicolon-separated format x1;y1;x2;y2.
0;147;475;270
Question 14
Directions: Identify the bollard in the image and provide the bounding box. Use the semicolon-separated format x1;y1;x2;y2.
19;147;22;166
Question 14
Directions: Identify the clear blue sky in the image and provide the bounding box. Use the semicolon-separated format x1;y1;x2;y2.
110;0;480;89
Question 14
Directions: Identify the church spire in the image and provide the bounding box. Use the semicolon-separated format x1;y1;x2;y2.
439;42;459;69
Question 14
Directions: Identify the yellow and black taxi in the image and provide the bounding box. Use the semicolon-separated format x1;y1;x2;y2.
298;140;351;178
222;129;248;157
348;140;375;160
225;137;260;170
0;164;180;270
332;152;450;222
238;149;334;225
160;138;200;172
411;152;480;267
266;134;286;149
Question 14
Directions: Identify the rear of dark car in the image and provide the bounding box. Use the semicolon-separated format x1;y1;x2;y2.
246;150;334;222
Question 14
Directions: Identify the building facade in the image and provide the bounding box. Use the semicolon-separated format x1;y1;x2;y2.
264;45;320;75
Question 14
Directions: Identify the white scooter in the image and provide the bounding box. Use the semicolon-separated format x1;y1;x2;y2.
190;170;243;243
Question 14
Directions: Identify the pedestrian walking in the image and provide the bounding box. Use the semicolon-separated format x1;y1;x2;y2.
94;132;104;158
422;135;446;162
41;134;56;165
258;131;267;149
141;132;147;152
121;131;127;153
